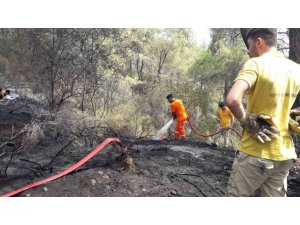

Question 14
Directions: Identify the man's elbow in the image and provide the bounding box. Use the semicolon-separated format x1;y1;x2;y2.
225;96;239;110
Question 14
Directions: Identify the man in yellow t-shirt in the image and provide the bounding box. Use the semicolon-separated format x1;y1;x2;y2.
166;94;188;139
215;101;234;147
225;29;300;197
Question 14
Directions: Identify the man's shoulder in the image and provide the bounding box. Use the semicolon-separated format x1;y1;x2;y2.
174;99;183;104
239;58;259;74
171;100;178;106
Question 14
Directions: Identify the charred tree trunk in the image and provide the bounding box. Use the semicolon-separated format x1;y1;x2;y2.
136;58;144;81
290;29;300;109
287;29;300;150
157;49;168;75
80;73;87;112
289;28;300;63
49;29;56;111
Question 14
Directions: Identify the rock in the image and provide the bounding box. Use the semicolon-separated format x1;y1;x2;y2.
26;193;31;197
91;179;97;185
139;169;150;176
43;122;58;139
98;170;104;175
43;187;48;192
161;177;171;185
166;157;173;162
171;190;177;195
103;174;109;179
105;185;111;190
142;188;147;192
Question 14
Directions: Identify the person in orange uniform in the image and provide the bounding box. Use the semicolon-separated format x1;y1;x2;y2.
166;94;188;139
216;101;234;147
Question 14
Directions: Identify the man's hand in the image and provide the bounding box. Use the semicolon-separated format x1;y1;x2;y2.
239;113;279;143
289;107;300;134
290;107;300;118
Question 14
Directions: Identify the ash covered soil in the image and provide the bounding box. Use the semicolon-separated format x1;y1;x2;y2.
1;101;300;197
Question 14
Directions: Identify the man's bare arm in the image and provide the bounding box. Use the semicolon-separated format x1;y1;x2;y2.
225;80;249;121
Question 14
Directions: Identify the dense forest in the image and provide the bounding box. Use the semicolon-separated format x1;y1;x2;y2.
0;28;299;143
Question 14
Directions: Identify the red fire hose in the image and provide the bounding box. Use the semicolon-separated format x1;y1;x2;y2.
1;117;241;197
187;117;242;139
1;138;122;197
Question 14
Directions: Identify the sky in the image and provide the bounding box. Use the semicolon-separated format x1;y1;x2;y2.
192;28;211;45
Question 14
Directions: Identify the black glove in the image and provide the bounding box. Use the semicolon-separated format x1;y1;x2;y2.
289;107;300;134
239;113;279;143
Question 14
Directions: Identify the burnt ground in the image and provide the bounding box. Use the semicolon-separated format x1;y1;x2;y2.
1;101;300;197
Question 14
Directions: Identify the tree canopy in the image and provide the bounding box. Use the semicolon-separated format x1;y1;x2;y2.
0;28;299;139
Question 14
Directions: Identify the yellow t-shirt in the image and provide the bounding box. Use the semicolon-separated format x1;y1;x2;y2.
218;107;233;128
235;51;300;160
171;99;188;121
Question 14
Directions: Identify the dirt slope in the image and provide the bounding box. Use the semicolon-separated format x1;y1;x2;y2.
1;138;299;197
1;101;300;197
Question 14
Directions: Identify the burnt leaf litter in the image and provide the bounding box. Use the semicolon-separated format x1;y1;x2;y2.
1;101;300;197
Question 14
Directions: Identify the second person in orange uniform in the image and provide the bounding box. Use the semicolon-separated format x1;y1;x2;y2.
166;94;188;139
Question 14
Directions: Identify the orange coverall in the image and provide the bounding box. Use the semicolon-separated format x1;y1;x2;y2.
170;99;188;139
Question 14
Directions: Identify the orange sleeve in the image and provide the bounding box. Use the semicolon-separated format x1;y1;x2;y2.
171;102;177;113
